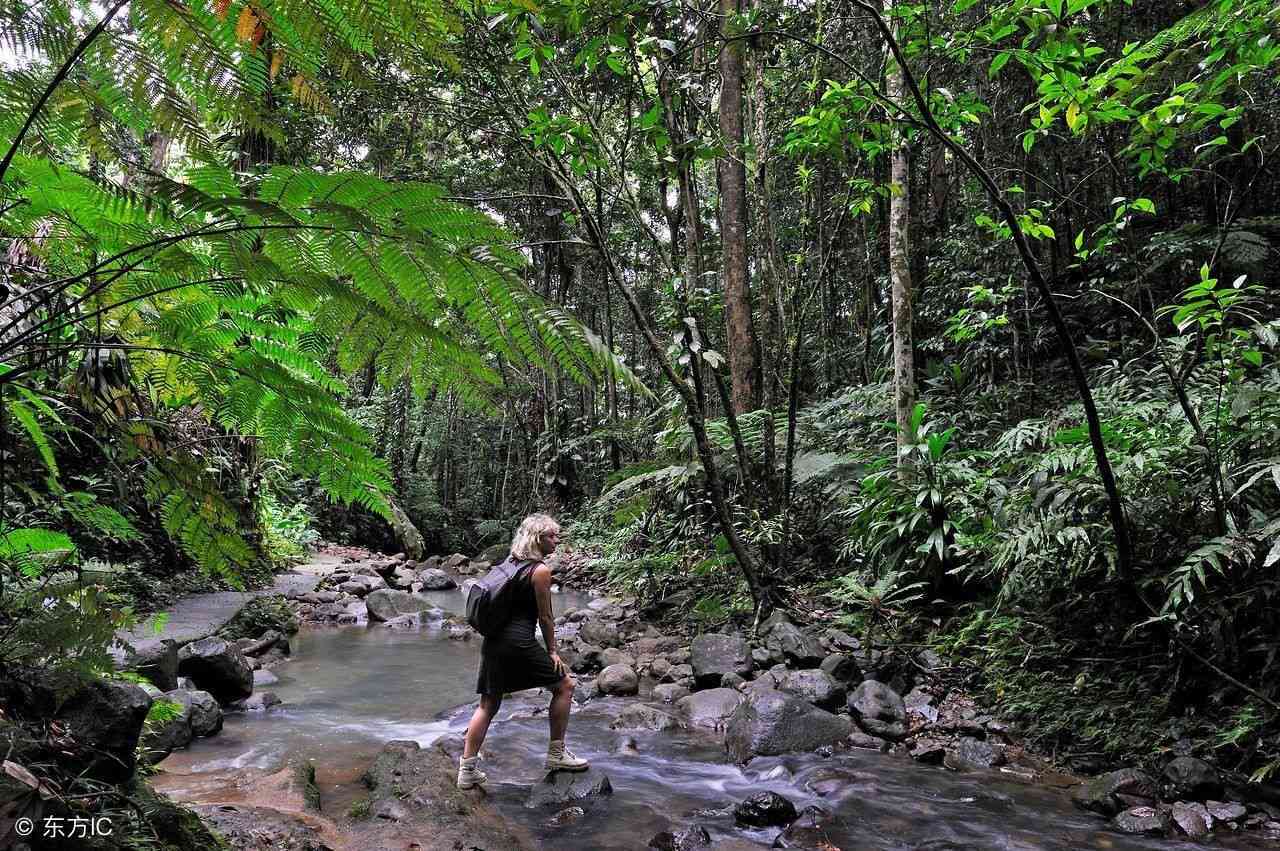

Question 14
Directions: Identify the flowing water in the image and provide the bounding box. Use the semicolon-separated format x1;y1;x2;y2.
154;589;1271;850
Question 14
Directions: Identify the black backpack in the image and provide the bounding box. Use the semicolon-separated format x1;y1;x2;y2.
465;557;534;636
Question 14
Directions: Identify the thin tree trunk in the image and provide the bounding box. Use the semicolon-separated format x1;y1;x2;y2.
719;0;761;414
885;0;916;476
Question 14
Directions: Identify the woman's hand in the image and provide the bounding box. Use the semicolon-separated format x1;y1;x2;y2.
549;652;567;677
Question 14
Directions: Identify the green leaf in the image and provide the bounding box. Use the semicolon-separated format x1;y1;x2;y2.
988;52;1011;78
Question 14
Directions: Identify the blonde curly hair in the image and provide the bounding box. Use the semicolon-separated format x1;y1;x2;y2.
509;513;561;562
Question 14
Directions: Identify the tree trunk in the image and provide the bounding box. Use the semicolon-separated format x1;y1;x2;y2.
718;0;761;414
886;0;916;474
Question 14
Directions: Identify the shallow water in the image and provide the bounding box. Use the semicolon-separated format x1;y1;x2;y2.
155;590;1273;850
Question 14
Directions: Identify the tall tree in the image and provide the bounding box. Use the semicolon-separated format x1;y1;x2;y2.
718;0;761;413
884;0;915;472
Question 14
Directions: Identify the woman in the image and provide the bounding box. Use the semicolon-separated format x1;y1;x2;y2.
457;513;588;789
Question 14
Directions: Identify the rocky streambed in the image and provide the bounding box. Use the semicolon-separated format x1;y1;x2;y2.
139;549;1280;850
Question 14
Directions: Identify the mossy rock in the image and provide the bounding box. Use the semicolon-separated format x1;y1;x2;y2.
219;595;300;641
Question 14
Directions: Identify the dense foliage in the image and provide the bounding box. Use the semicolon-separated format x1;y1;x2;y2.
3;0;1280;790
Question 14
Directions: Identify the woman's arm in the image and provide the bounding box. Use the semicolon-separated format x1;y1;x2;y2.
531;564;566;676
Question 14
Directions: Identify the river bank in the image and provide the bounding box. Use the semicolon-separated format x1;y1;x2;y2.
136;545;1280;849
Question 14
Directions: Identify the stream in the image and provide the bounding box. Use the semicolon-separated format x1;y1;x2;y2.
152;589;1269;850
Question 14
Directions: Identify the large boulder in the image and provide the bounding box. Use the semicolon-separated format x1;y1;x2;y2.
356;740;526;849
598;664;639;696
1161;757;1222;802
847;681;907;741
171;689;223;737
140;696;194;763
733;791;797;827
56;677;153;781
417;568;457;591
176;637;253;704
364;589;439;623
122;639;180;691
763;617;825;668
690;634;752;688
1071;768;1158;816
675;688;746;729
526;768;614;809
724;689;853;763
778;669;846;712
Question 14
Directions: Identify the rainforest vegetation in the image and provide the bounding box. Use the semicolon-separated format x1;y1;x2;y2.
2;0;1280;840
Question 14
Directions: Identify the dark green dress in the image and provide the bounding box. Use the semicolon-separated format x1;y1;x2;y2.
475;564;562;695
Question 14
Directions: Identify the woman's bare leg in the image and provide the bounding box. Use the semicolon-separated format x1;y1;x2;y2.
463;694;502;758
548;676;574;742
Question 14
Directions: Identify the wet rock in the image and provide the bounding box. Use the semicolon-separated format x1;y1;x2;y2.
254;669;279;687
650;658;672;679
1171;801;1211;838
652;683;691;703
751;647;772;666
1206;800;1247;823
1162;756;1222;802
598;664;639;696
721;672;747;690
547;805;586;826
725;689;853;762
917;649;945;671
676;688;746;729
612;703;680;732
772;805;844;848
356;739;526;848
417;568;457;590
778;669;846;712
364;589;438;623
765;621;825;669
443;553;470;568
818;652;862;684
1111;805;1172;836
1073;768;1158;816
733;790;798;827
691;634;752;688
231;691;282;711
847;681;907;741
911;738;947;765
446;623;475;640
649;823;712;850
52;676;153;781
945;737;1006;771
176;636;253;704
526;768;614;809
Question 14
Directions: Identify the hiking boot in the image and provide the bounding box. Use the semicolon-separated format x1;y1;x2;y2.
457;755;487;789
545;740;589;772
